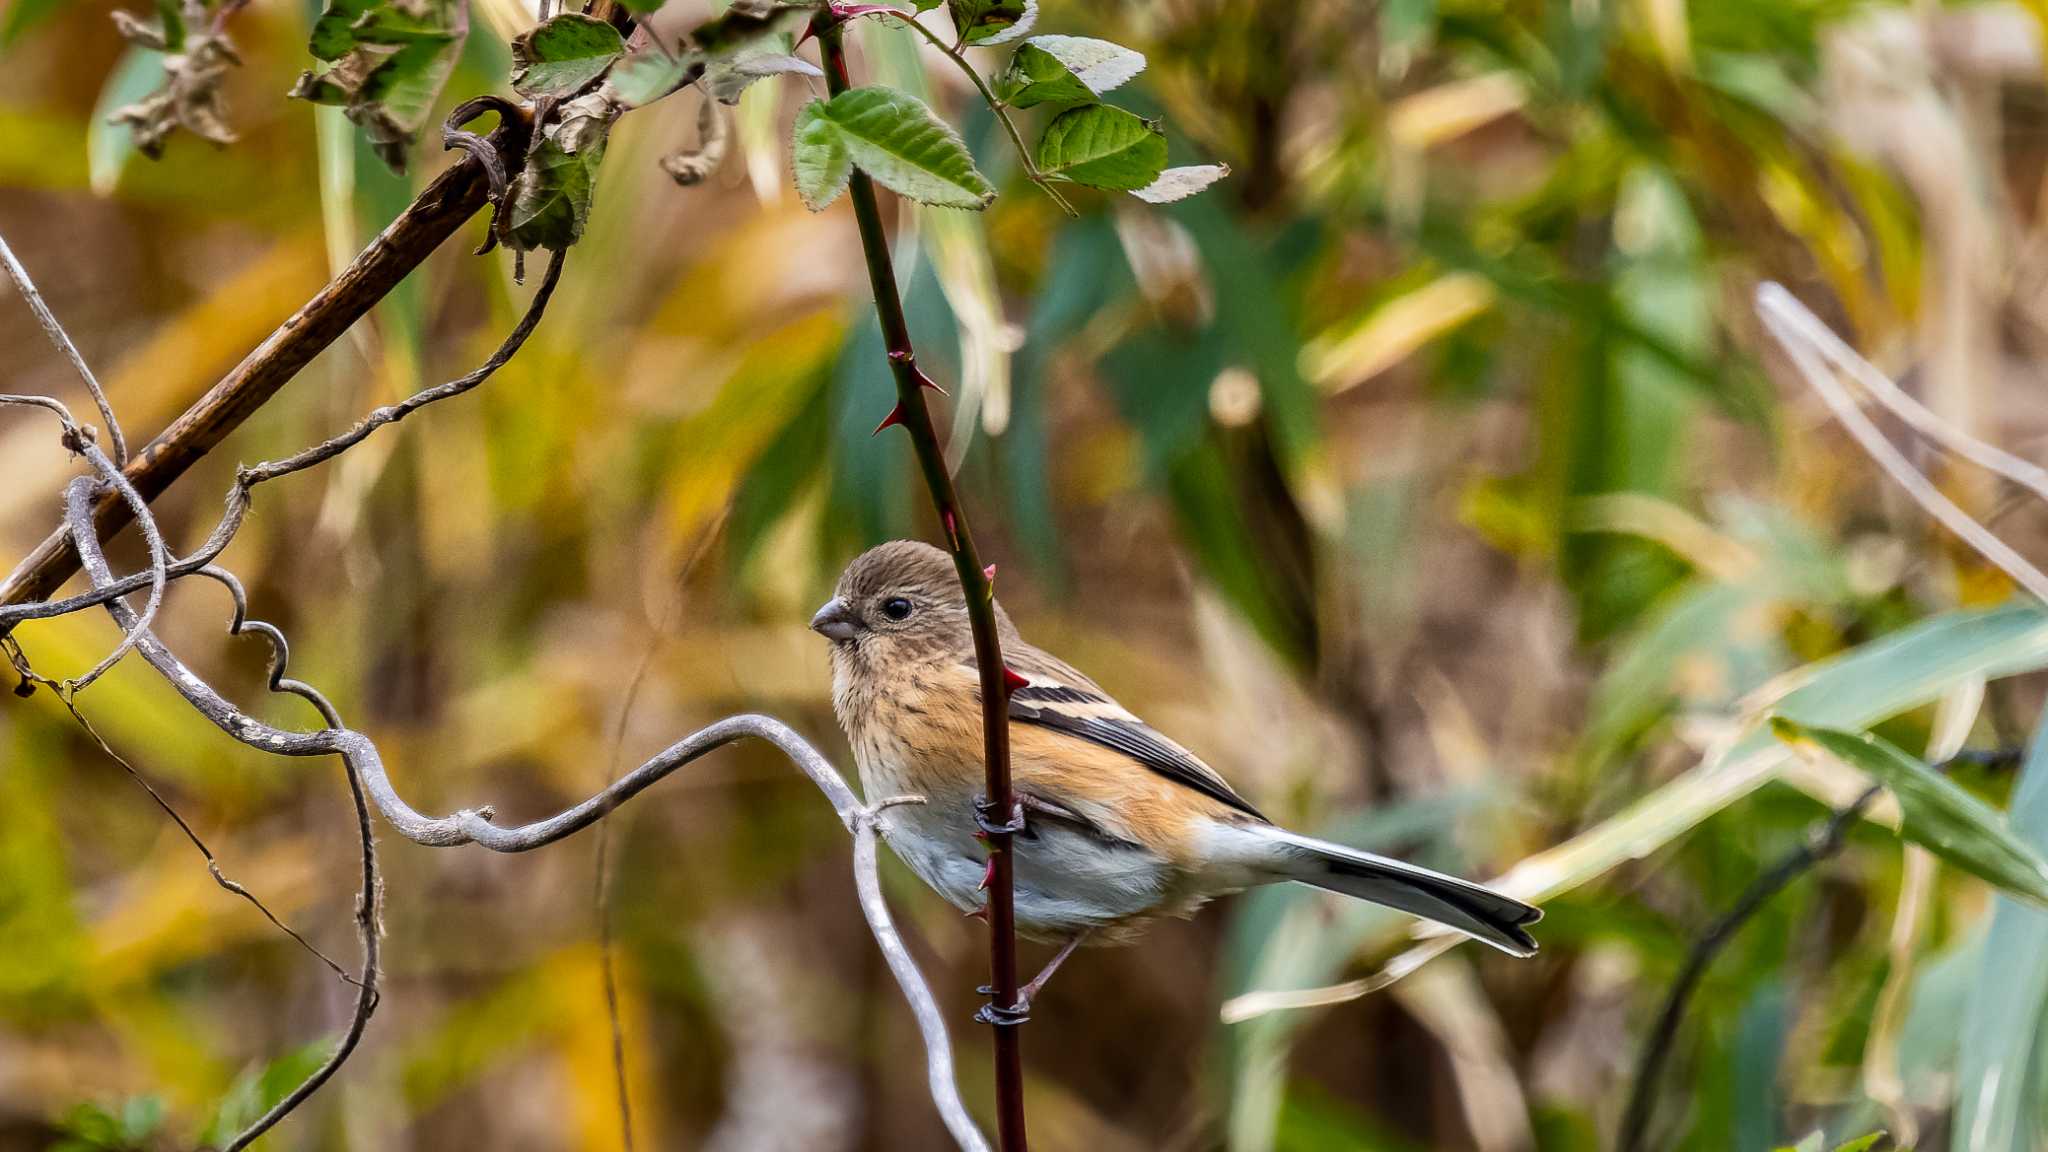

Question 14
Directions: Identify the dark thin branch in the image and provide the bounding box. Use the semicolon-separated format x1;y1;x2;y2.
0;110;530;626
1617;785;1880;1152
1618;743;2025;1151
815;16;1029;1151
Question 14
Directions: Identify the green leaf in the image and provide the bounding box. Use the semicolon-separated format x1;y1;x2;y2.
617;0;666;10
503;106;614;250
308;0;377;60
605;47;701;108
703;50;821;104
1034;103;1167;191
349;5;461;44
510;12;624;98
791;99;854;210
1772;719;2048;906
994;35;1144;108
1132;163;1229;203
291;1;467;173
791;87;994;209
1829;1135;1886;1152
948;0;1034;44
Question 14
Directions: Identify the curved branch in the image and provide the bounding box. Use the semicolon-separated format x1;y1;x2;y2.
63;482;988;1150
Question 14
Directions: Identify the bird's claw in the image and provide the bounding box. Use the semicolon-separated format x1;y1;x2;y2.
972;795;1027;838
974;985;1031;1027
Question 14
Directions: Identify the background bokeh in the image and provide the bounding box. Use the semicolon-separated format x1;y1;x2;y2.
7;0;2048;1149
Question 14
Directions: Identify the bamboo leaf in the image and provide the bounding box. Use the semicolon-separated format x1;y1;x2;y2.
1954;695;2048;1152
790;87;994;209
1034;104;1167;191
1772;719;2048;906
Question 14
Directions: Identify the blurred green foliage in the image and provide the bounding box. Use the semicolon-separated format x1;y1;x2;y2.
8;0;2048;1150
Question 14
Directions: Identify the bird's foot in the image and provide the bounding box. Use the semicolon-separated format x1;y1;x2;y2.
974;985;1031;1027
972;795;1027;838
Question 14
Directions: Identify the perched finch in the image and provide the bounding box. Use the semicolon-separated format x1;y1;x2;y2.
812;540;1539;1006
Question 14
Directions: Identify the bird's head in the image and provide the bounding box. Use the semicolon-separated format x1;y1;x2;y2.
811;539;993;669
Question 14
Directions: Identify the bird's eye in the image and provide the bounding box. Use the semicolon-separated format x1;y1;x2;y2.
881;597;913;621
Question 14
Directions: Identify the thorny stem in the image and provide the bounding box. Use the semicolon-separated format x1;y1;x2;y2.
817;17;1030;1152
889;13;1076;217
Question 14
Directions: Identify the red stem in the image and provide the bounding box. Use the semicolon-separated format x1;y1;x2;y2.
815;19;1028;1151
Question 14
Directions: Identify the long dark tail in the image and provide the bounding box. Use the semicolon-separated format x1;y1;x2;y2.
1256;827;1541;956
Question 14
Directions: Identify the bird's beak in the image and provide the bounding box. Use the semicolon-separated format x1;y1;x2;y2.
810;597;858;642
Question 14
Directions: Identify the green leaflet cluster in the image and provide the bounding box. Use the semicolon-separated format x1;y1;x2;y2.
792;1;1226;212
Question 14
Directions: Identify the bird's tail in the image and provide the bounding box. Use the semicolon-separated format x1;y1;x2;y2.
1251;826;1541;957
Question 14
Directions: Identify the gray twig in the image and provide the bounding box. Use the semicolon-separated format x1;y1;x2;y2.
0;233;127;465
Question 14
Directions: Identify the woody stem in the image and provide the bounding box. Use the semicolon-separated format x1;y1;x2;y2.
815;18;1029;1152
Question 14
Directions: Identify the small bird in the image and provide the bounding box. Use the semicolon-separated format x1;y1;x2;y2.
812;540;1539;1009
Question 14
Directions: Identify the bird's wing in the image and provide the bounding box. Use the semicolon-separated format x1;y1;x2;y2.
994;642;1267;822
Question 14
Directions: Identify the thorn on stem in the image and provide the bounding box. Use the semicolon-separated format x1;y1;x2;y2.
977;856;995;892
942;510;957;545
872;402;907;436
1002;666;1029;695
964;905;989;922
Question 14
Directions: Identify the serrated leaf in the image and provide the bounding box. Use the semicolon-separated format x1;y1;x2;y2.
791;98;853;209
995;35;1144;107
604;47;701;108
1773;718;2048;906
510;13;624;98
503;98;616;250
1132;163;1229;204
506;137;602;251
794;87;993;209
949;0;1033;44
1034;103;1166;191
703;50;821;104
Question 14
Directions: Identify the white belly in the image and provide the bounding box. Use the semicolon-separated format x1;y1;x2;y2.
870;782;1179;939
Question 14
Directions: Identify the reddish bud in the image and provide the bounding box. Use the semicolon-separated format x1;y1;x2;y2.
983;563;997;582
871;402;907;436
1002;666;1029;695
